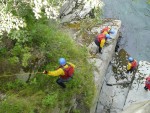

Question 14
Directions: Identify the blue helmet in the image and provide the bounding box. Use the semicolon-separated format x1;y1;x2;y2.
109;29;115;34
59;58;66;66
106;34;111;39
128;57;134;62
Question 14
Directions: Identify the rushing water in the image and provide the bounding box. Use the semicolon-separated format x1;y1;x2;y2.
102;0;150;62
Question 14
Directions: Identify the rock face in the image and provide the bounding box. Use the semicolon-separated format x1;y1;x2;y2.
88;20;121;113
96;48;150;113
121;100;150;113
122;61;150;113
59;0;104;23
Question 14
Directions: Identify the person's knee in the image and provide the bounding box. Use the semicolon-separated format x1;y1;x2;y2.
144;86;148;91
126;70;130;73
56;79;61;84
95;39;99;46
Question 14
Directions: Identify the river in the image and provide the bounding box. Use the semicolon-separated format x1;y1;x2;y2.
102;0;150;62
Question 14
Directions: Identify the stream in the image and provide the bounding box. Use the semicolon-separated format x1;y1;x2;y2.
102;0;150;62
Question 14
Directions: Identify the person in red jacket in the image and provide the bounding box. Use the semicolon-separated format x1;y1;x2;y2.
126;57;138;73
94;26;115;54
95;33;111;54
43;58;75;88
101;26;115;34
144;76;150;91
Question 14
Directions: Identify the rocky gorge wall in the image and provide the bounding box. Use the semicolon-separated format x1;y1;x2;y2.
60;1;150;113
96;51;150;113
59;0;122;112
59;0;104;23
56;0;150;112
88;20;121;113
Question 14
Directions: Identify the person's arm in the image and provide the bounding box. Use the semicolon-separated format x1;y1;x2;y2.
100;39;106;48
127;62;132;70
103;31;108;35
135;60;138;67
47;68;65;76
67;62;75;68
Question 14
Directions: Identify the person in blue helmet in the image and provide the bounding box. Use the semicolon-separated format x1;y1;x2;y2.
43;58;75;88
126;56;138;73
101;26;115;34
95;33;111;54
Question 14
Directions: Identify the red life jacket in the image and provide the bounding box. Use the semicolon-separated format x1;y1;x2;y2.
101;26;110;33
97;33;105;42
145;76;150;90
60;63;74;79
131;60;137;69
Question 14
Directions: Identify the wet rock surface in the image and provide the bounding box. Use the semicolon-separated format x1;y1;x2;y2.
96;49;150;113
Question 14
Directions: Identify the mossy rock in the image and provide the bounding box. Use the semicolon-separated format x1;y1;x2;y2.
118;49;129;66
112;49;129;74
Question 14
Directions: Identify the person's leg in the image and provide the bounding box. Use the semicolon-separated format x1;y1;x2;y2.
99;47;102;54
56;77;72;88
56;78;66;88
126;68;134;74
130;69;133;74
95;39;102;53
132;67;138;75
144;86;148;91
126;70;130;74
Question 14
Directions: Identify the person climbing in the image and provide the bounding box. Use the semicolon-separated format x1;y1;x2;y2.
43;58;75;88
144;76;150;91
95;33;111;54
126;57;138;74
101;26;115;34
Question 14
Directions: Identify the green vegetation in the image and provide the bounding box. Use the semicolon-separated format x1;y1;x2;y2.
64;8;103;45
0;1;96;113
147;0;150;4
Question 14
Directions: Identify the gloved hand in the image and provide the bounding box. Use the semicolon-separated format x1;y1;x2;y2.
43;70;48;74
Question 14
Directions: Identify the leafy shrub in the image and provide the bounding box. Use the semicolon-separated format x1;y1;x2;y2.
0;102;23;113
42;93;58;107
22;52;32;67
8;56;19;64
8;30;31;43
147;0;150;4
0;95;34;113
6;80;27;91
